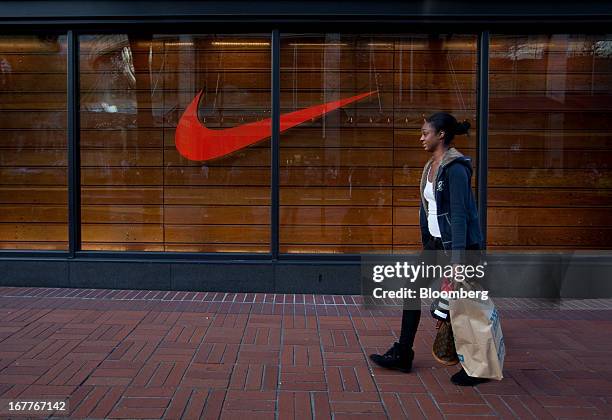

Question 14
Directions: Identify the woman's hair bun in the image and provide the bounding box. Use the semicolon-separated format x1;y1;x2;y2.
425;112;469;144
455;120;471;136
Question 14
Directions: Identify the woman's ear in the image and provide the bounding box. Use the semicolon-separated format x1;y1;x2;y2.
438;130;445;140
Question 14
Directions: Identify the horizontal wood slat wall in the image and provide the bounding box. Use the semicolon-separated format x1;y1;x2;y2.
488;34;612;249
79;35;271;251
3;33;610;253
0;35;68;250
76;34;481;253
279;35;478;253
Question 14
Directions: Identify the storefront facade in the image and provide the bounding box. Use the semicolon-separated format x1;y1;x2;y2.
1;1;611;296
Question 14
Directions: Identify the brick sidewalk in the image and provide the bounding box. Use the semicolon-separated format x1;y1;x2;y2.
0;287;611;419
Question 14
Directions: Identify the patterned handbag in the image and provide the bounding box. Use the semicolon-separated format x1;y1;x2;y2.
432;320;460;366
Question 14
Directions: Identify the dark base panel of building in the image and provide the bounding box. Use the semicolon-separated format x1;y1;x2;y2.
1;256;610;299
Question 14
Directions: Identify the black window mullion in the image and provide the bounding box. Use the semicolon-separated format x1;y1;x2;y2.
67;30;81;256
477;30;489;249
271;29;280;259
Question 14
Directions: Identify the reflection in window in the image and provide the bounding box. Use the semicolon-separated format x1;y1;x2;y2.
488;35;612;250
79;34;271;252
278;34;477;254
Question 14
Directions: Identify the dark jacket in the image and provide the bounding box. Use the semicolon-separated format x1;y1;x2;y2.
419;148;483;263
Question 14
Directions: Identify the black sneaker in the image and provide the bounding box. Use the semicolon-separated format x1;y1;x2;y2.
450;368;490;386
369;342;414;373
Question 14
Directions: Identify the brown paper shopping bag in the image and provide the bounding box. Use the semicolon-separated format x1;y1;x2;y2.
449;286;505;380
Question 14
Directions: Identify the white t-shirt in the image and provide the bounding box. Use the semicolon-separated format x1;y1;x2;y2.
424;168;441;238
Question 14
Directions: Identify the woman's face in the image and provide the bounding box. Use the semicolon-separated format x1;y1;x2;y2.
420;121;444;152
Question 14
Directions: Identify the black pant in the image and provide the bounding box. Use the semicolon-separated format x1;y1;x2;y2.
399;236;445;349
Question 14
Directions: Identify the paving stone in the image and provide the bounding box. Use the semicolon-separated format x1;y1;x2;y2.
0;287;610;418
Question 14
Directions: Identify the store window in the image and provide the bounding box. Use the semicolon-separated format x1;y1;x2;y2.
279;34;477;253
0;35;68;250
488;34;612;249
80;34;271;252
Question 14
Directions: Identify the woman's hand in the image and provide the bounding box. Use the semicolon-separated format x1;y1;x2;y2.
442;264;464;291
441;276;454;292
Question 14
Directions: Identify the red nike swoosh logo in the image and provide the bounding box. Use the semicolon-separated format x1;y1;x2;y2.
175;90;376;161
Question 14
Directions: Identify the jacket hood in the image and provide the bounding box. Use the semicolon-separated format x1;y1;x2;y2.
420;147;473;211
440;147;473;174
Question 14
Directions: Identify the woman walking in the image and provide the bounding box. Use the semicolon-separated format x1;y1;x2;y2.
369;112;487;386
